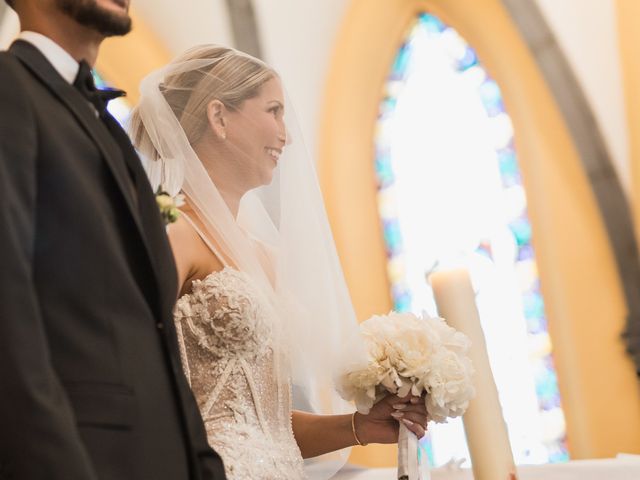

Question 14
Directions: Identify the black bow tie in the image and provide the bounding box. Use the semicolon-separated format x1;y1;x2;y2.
73;60;126;115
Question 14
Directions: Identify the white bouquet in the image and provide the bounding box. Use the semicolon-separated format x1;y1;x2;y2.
337;311;475;479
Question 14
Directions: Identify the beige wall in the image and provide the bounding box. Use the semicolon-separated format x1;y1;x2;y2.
536;0;629;193
132;0;233;56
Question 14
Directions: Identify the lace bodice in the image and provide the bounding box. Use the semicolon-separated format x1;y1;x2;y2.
175;267;306;479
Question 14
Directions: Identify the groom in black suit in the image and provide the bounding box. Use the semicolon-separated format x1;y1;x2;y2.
0;1;225;479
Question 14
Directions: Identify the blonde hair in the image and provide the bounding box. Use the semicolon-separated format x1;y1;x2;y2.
129;45;276;163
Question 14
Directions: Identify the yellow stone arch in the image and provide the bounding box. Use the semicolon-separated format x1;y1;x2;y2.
319;0;640;467
619;0;640;242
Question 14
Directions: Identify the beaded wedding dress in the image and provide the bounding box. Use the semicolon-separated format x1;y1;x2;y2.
174;261;306;479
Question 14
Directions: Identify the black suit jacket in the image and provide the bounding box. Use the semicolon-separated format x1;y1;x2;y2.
0;41;226;480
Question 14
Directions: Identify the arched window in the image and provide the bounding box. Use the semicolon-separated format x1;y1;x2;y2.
374;12;568;466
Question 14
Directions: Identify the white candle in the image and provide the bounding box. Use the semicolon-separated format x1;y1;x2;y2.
430;268;517;480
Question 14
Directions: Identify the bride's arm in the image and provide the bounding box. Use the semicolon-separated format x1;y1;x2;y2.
291;411;356;458
292;394;428;458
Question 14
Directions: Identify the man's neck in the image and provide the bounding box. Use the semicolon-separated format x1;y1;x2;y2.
19;10;103;66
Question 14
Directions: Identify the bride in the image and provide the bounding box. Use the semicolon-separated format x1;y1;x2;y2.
129;45;428;479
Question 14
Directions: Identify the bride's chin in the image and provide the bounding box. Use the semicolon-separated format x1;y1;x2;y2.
246;176;274;192
260;169;277;186
258;178;275;189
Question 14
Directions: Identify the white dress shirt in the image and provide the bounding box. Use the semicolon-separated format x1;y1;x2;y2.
18;31;79;84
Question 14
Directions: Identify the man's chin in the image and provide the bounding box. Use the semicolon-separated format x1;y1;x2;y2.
97;12;132;37
57;0;132;37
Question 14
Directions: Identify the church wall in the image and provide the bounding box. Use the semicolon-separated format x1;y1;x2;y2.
536;0;628;194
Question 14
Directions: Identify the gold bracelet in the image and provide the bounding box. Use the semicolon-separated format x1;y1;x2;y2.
351;412;368;446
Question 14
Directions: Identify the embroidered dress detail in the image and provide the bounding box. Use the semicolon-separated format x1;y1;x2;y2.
175;268;306;479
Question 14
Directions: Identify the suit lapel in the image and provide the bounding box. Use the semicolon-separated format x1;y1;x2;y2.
10;41;141;223
10;40;175;317
104;113;179;316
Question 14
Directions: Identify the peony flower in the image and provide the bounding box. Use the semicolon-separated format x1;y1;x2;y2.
337;311;475;423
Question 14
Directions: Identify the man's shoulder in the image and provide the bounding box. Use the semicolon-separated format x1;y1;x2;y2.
0;48;17;61
0;49;30;87
0;51;35;123
0;48;21;67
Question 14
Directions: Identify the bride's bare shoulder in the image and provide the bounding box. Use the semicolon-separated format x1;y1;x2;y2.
169;208;228;294
167;209;199;253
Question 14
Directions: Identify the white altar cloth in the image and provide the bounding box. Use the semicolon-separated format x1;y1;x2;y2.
334;456;640;480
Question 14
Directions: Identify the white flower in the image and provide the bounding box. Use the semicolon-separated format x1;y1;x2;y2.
155;188;181;225
337;311;475;422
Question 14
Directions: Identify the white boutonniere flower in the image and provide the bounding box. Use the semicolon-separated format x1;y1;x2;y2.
155;188;185;225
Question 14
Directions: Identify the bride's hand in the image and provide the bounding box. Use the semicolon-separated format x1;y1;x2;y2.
354;393;429;445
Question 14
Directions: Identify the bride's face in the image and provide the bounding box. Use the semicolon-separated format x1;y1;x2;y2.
226;77;287;187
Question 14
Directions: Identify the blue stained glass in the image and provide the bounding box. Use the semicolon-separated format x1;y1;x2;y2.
484;101;505;117
523;292;545;319
391;44;412;79
419;436;436;468
518;244;536;261
93;72;105;88
502;174;522;188
92;71;131;125
456;47;478;71
527;316;548;334
380;96;398;116
510;218;532;245
479;79;504;115
383;219;403;253
548;446;570;463
375;144;391;159
479;79;501;103
392;288;413;312
550;451;570;463
542;356;558;372
418;12;445;34
536;374;560;408
375;155;395;188
498;150;518;175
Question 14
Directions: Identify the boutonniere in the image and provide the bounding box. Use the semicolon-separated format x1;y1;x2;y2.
155;188;185;225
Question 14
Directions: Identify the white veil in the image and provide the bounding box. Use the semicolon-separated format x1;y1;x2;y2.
128;45;366;478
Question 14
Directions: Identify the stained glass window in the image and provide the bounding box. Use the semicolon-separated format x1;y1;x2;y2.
93;71;132;126
374;12;568;466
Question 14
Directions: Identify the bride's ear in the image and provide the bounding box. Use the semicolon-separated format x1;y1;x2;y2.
206;99;228;140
